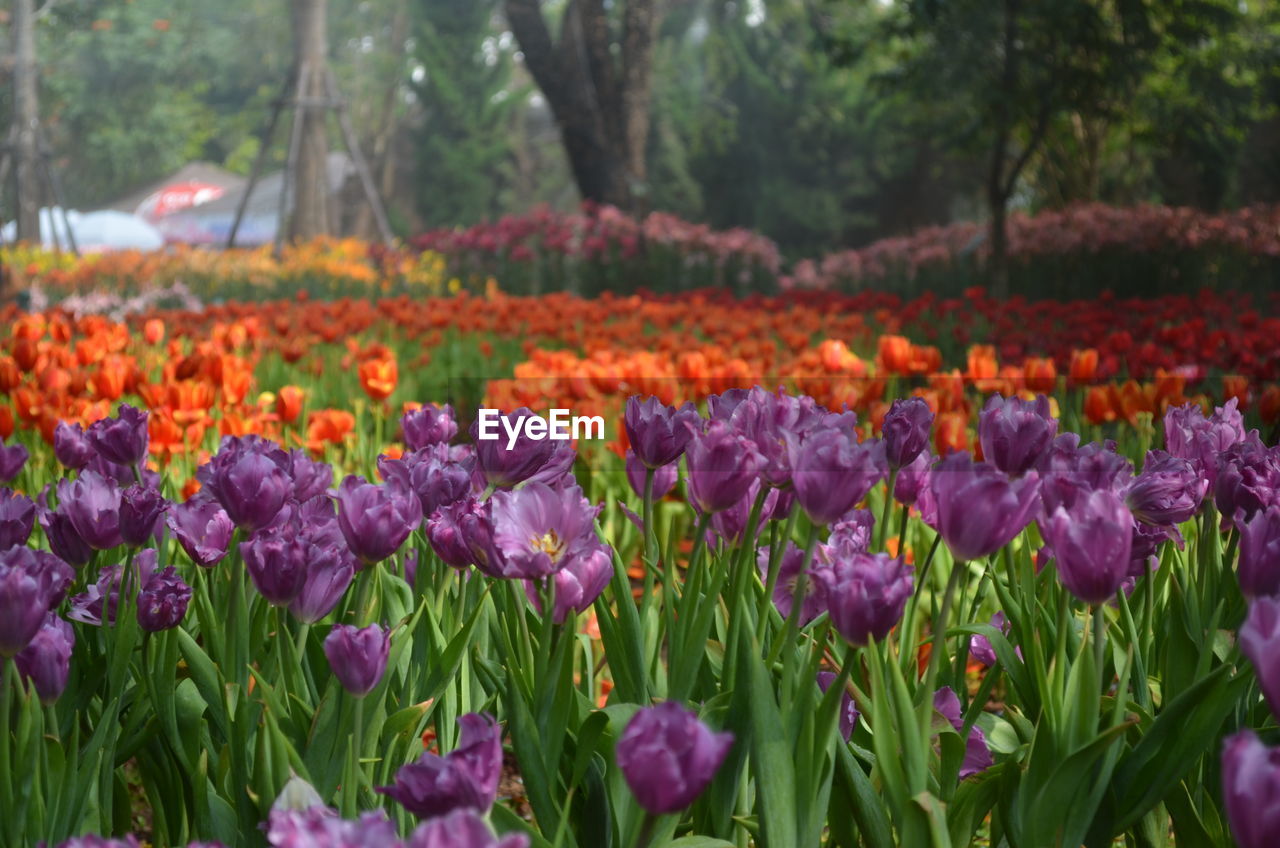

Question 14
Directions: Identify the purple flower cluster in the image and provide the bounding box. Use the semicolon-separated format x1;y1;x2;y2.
378;713;504;819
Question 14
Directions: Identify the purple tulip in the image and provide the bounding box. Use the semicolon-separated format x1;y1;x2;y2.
469;407;561;489
929;452;1041;562
1128;520;1177;578
0;548;64;657
933;687;994;778
709;479;782;547
893;451;934;506
685;419;762;514
1215;435;1280;529
1036;435;1133;515
287;449;334;502
198;436;293;532
816;671;859;741
332;475;423;566
1164;399;1246;488
726;388;827;487
978;394;1057;476
616;701;733;815
0;488;35;549
405;809;530;848
883;397;935;469
54;421;95;470
790;427;887;525
625;450;678;500
378;713;504;818
119;483;167;547
829;509;875;555
85;403;149;468
14;612;73;703
707;388;750;421
167;495;235;567
427;498;490;570
0;441;29;482
1241;595;1280;720
57;470;123;550
380;446;474;517
1240;507;1280;599
524;544;612;623
288;542;356;624
812;551;913;646
68;552;157;627
241;525;309;606
39;507;92;567
1041;488;1133;605
625;395;701;470
137;566;192;632
757;542;827;626
55;837;143;848
1125;450;1205;526
324;623;391;696
403;403;459;450
969;611;1020;668
265;806;399;848
489;481;609;580
1221;729;1280;848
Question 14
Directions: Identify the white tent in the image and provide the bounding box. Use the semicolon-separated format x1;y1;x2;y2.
2;207;165;252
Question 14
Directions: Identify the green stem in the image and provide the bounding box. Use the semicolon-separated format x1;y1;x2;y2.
634;812;659;848
642;466;657;608
758;504;800;642
918;559;965;737
0;658;12;820
766;524;821;668
876;468;899;551
1093;603;1106;697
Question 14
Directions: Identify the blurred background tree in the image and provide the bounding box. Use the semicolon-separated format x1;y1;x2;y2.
0;0;1277;256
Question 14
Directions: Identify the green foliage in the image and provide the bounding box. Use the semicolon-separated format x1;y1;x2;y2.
409;0;526;228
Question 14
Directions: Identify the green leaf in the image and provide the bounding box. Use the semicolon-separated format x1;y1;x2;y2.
746;637;797;848
1110;666;1246;833
666;839;737;847
913;791;953;848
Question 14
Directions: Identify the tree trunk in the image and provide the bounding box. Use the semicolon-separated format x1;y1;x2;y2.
504;0;663;212
290;0;330;240
12;0;41;243
986;0;1019;299
351;0;408;239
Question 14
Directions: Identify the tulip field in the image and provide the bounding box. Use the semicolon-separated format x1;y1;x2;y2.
1;238;1280;848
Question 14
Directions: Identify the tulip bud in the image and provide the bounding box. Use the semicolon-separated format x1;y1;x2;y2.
137;566;192;632
85;403;149;468
978;394;1057;476
1240;507;1280;599
615;701;733;814
14;612;73;703
1221;729;1280;848
0;488;35;550
882;397;934;469
324;623;390;697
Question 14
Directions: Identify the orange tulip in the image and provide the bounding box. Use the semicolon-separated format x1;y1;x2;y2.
276;385;304;424
878;335;914;376
358;356;398;401
1260;384;1280;425
1068;348;1098;386
1023;357;1057;394
935;411;969;456
0;405;12;441
1084;386;1117;425
0;356;22;392
1222;375;1249;411
966;345;998;381
143;319;165;345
